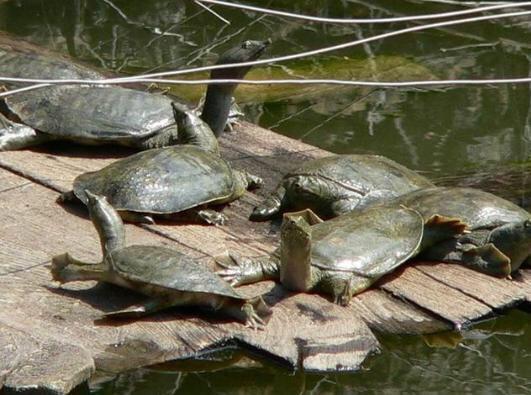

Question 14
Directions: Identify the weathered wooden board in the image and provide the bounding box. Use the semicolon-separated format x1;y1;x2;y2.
0;169;379;394
0;115;530;393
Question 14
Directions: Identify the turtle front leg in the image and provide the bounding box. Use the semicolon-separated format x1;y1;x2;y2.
0;113;53;151
324;273;373;306
196;209;228;226
330;198;362;217
136;126;179;150
249;185;287;221
216;253;280;286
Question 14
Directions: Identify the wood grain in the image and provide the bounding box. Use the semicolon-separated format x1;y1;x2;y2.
0;170;378;393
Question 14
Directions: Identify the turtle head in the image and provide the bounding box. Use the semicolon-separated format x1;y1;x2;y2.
84;189;125;257
211;39;271;80
285;175;332;210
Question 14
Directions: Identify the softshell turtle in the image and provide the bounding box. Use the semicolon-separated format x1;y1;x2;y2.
392;187;531;276
0;39;270;150
250;154;434;221
61;102;262;225
51;190;270;329
219;206;466;304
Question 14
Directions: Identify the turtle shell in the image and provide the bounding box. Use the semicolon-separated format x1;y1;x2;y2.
4;85;175;142
109;245;244;299
0;45;103;82
396;187;530;230
73;146;236;214
285;154;433;196
309;205;424;278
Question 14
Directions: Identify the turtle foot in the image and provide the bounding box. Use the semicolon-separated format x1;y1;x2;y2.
197;209;227;226
242;302;266;331
333;277;354;307
58;190;77;203
216;253;263;286
249;205;277;221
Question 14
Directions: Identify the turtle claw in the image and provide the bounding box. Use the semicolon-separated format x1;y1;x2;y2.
242;303;266;330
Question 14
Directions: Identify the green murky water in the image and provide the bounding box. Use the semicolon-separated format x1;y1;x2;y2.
0;0;529;393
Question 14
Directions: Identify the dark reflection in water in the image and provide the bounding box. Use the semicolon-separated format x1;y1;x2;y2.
93;310;531;394
0;0;529;393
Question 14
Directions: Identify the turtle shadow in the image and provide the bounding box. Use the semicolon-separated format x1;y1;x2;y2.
44;281;279;328
55;197;90;220
31;140;135;160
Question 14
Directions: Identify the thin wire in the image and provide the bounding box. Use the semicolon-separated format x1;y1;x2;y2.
194;0;531;24
108;9;531;82
193;0;231;25
0;9;530;96
0;77;529;98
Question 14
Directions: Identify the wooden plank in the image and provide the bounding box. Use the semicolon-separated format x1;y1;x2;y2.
0;128;450;336
348;289;451;334
414;262;529;309
0;170;378;393
380;265;494;329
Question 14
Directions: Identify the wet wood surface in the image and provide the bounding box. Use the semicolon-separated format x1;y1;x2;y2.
1;122;530;394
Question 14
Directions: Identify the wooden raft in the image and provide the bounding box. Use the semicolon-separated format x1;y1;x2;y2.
0;122;530;394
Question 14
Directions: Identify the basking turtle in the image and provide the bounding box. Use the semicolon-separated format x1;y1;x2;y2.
61;102;262;225
250;154;434;221
0;39;270;150
393;187;531;276
51;190;270;329
219;206;466;304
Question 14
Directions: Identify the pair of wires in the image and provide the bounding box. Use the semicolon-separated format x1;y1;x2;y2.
0;1;530;98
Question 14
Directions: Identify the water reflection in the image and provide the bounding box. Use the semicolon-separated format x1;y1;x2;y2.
92;311;531;394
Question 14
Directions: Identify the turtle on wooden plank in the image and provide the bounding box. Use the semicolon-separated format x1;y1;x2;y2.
393;187;531;277
0;39;270;150
219;206;467;305
60;102;262;225
250;154;434;221
51;190;271;329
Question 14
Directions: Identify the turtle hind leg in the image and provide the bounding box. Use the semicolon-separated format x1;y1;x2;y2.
422;240;512;277
104;297;175;319
461;243;511;277
0;114;53;151
323;274;373;306
119;211;155;224
51;253;106;283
